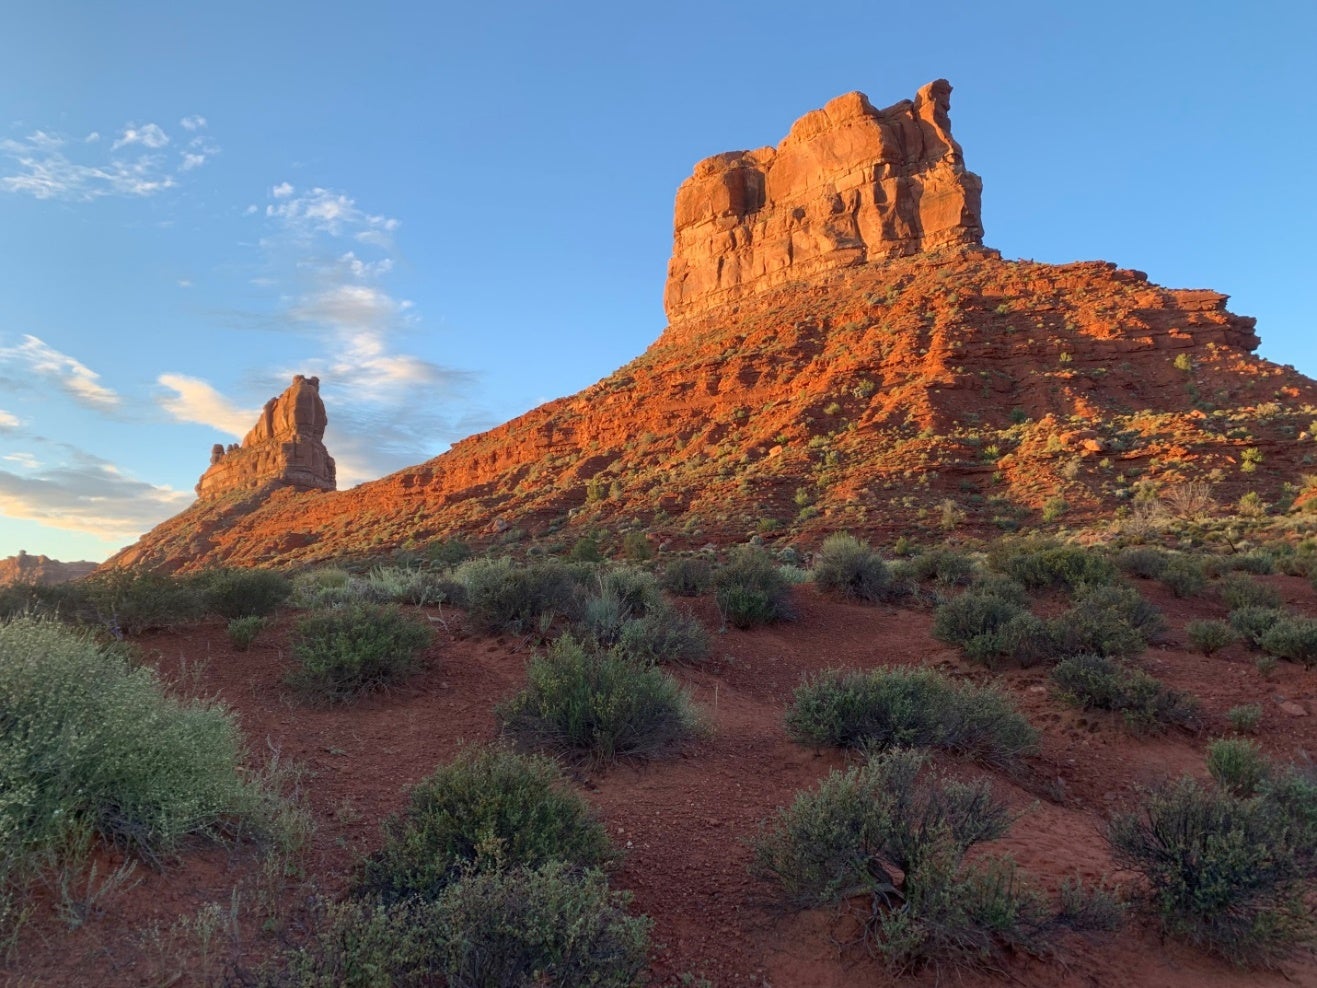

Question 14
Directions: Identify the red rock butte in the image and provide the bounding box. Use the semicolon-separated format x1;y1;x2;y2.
195;374;336;499
664;79;983;324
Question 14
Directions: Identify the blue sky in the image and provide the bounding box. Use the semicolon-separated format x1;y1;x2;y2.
1;1;1313;562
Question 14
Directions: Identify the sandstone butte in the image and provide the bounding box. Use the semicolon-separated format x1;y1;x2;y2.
0;550;97;586
106;80;1317;573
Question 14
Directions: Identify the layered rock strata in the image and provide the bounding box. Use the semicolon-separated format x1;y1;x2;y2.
664;79;983;322
195;374;336;499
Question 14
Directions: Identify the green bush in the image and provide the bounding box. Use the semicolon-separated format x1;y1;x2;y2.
1206;738;1269;797
1051;655;1197;733
1229;606;1286;646
1160;557;1207;598
358;747;611;905
996;542;1117;591
904;548;977;586
713;547;794;628
660;558;712;597
199;567;291;618
785;667;1038;766
288;603;433;701
1227;704;1262;734
227;615;266;651
1117;547;1168;580
961;613;1058;670
0;617;262;864
77;570;208;634
752;749;1055;972
278;865;650;988
812;533;890;602
932;590;1028;648
1107;777;1314;966
1185;619;1236;656
456;557;584;634
1219;573;1282;610
1054;584;1163;658
610;606;709;667
498;636;697;763
361;566;454;606
1258;617;1317;668
425;538;473;568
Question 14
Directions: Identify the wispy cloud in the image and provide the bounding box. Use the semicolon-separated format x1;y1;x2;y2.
0;335;120;410
0;445;191;541
0;409;19;430
4;452;39;469
1;116;215;201
179;115;207;131
156;373;259;437
265;184;399;244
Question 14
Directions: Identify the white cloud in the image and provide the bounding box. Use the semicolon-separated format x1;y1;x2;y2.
180;152;207;171
180;115;207;131
156;373;258;437
0;409;19;430
266;186;399;241
272;181;294;198
84;131;100;143
112;122;169;150
291;284;405;333
0;335;120;409
0;448;191;541
4;452;39;469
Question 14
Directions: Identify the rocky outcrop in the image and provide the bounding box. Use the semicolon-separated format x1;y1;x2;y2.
0;550;97;586
195;375;336;499
664;79;983;323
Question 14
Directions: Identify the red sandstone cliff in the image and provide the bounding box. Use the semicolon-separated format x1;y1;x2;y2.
0;551;97;586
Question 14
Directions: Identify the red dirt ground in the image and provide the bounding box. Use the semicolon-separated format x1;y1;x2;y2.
6;577;1317;987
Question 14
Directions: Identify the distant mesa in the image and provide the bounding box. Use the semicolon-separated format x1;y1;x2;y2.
0;550;97;586
664;79;983;323
195;374;336;500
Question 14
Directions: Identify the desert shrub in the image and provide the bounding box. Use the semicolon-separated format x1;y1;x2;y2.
1117;547;1168;580
713;546;794;628
1160;557;1207;598
289;567;354;608
752;749;1055;973
1054;877;1126;933
932;590;1028;647
227;615;266;651
1227;704;1262;734
620;531;652;562
1206;738;1269;797
610;606;709;667
497;636;697;763
1258;617;1317;668
1107;778;1314;966
425;538;473;567
277;865;650;988
287;603;433;701
457;557;584;634
660;557;712;597
812;533;890;602
997;542;1117;591
596;567;663;617
904;548;977;586
1232;551;1277;576
785;667;1038;766
362;566;453;606
74;569;208;634
1219;573;1281;610
962;613;1058;670
1185;619;1236;656
568;536;604;563
0;617;262;865
1051;655;1197;733
578;568;667;649
1229;605;1286;646
968;573;1029;606
358;747;611;905
199;567;291;618
1052;584;1163;658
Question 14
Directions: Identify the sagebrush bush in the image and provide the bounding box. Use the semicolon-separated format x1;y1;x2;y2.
1206;738;1269;797
1053;583;1163;658
1229;605;1286;646
660;557;712;597
1108;777;1315;966
713;547;794;628
904;548;977;586
81;570;208;634
288;603;433;701
199;567;291;618
610;606;709;667
1226;704;1262;734
1258;617;1317;668
1219;573;1281;610
812;533;890;602
1051;655;1197;733
932;590;1027;648
1185;619;1236;656
227;615;266;651
1117;547;1168;580
996;542;1117;591
785;666;1038;766
278;865;650;988
498;635;697;763
752;749;1055;972
1160;557;1207;598
456;557;584;634
962;612;1058;670
358;747;612;904
0;617;261;864
361;566;454;606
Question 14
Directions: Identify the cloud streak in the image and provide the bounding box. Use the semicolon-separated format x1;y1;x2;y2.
0;335;120;410
1;117;215;201
156;374;259;437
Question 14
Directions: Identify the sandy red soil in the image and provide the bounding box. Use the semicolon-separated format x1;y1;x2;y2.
6;576;1317;987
